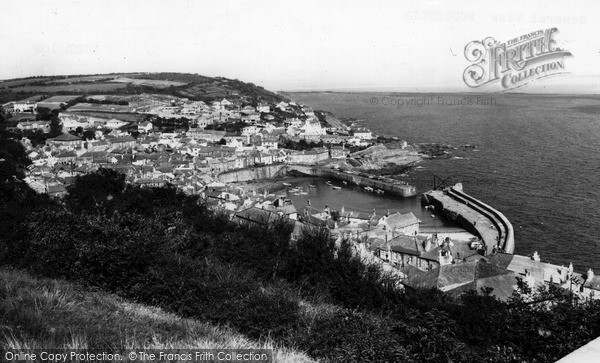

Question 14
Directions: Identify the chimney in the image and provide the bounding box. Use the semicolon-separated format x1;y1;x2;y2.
532;251;541;262
568;262;574;277
385;236;391;261
525;270;535;288
588;268;594;280
424;238;432;252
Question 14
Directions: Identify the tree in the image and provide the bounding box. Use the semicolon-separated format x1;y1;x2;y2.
65;168;126;210
24;129;47;147
49;116;62;137
82;130;96;140
36;107;52;121
0;131;31;181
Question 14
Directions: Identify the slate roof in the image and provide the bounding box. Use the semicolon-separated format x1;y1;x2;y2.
51;133;81;142
382;212;419;228
235;207;281;225
404;260;518;300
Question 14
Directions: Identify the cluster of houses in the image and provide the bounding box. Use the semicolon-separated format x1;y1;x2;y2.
293;203;600;302
6;94;383;200
228;193;600;302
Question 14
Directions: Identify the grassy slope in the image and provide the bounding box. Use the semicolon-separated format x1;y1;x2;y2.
0;268;314;363
0;72;287;104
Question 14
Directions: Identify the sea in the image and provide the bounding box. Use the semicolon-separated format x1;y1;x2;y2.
284;92;600;271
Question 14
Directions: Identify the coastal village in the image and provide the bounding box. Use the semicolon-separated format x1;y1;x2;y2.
3;91;599;304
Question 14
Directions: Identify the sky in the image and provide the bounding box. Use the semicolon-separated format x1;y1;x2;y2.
1;0;599;93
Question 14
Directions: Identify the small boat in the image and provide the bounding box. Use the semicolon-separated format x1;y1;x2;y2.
298;191;308;195
430;214;435;218
332;186;341;190
308;184;317;188
282;182;292;187
325;181;333;186
364;186;374;192
342;181;348;185
375;189;384;194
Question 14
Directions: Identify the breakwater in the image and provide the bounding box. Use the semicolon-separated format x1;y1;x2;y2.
422;184;515;255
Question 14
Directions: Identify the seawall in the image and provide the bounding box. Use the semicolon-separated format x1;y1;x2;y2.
218;165;287;183
422;186;515;255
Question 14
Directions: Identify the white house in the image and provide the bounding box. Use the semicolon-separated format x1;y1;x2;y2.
14;101;37;113
224;136;245;148
352;128;373;140
105;119;129;129
242;125;261;136
378;212;420;236
299;119;325;138
261;136;279;150
257;103;271;113
16;121;50;132
138;121;153;133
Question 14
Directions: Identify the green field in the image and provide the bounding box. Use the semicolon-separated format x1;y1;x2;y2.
112;77;189;89
68;103;134;113
66;111;147;122
11;83;128;93
40;95;84;102
0;77;52;88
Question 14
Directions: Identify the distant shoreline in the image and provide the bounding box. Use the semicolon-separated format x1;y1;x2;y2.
280;90;600;97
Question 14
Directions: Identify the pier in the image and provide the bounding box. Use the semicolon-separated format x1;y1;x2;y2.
286;164;417;197
218;164;417;197
422;184;515;255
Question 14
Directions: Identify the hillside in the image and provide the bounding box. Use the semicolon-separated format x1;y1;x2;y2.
0;72;288;105
0;268;313;362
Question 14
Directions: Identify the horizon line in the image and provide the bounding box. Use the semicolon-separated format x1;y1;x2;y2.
278;89;600;96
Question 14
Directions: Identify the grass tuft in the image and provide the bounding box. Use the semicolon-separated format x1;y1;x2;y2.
0;268;314;362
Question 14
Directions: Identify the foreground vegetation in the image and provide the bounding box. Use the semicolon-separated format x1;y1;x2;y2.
0;268;313;362
2;129;600;362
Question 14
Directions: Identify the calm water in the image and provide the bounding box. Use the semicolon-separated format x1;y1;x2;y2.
277;177;456;231
286;92;600;271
